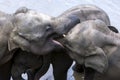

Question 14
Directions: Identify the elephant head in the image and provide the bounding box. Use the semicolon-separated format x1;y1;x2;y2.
53;19;120;73
8;8;63;55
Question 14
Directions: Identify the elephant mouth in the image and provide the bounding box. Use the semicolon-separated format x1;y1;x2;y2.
51;34;66;48
52;39;63;47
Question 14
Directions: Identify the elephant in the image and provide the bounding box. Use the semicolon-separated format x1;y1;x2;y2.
51;4;110;36
0;8;52;80
72;25;119;80
53;19;120;80
50;4;111;79
10;7;73;80
8;5;111;80
0;9;41;80
10;7;51;80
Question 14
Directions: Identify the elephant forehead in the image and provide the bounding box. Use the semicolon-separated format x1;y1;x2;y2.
15;20;50;34
15;10;52;23
14;26;46;38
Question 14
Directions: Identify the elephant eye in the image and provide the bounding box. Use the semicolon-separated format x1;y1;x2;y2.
46;26;52;31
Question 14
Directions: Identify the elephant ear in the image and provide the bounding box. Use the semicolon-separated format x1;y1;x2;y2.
54;15;80;35
85;46;108;73
108;26;119;33
8;38;19;51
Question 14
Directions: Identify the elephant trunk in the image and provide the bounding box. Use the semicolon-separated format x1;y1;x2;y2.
52;15;80;35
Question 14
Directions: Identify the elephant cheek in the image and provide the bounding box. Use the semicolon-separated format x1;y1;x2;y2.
30;45;41;55
85;47;108;73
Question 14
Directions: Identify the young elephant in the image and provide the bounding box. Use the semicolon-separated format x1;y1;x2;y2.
0;8;52;80
72;25;119;80
50;4;111;79
10;7;73;80
0;9;54;80
53;19;120;80
11;7;51;80
52;4;110;35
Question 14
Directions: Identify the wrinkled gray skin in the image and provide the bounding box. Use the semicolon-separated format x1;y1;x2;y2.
9;5;111;80
10;4;111;54
11;7;51;80
72;25;119;80
52;4;110;35
10;7;73;80
0;8;71;80
9;8;57;54
55;19;120;80
51;4;111;77
0;9;47;80
0;11;17;80
51;4;111;80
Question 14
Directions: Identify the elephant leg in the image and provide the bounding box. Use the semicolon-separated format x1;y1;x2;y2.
11;64;25;80
84;67;95;80
52;52;73;80
27;69;36;80
0;59;12;80
34;55;51;80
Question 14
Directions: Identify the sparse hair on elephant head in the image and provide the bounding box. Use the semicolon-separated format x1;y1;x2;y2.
14;7;30;14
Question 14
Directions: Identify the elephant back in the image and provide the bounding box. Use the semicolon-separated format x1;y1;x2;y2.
58;4;110;26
